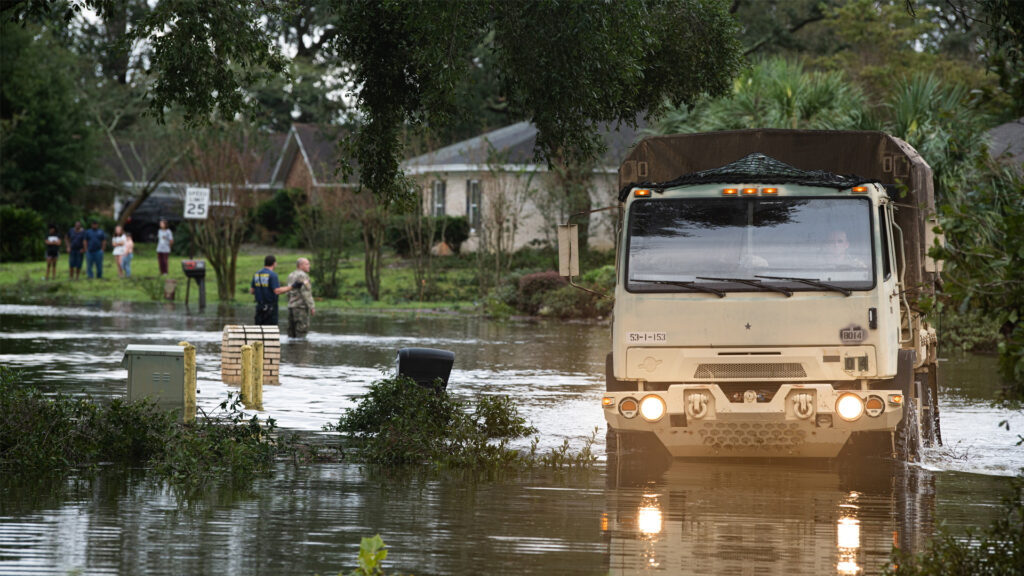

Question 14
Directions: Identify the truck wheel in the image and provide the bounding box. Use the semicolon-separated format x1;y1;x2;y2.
917;375;936;448
606;353;632;392
895;397;921;462
606;424;618;454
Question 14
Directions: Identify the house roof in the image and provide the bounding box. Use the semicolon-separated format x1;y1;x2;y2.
403;118;646;173
988;117;1024;171
269;123;357;187
98;130;289;189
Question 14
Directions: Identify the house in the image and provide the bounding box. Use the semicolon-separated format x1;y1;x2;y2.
402;120;644;252
988;117;1024;172
267;123;356;196
102;130;288;241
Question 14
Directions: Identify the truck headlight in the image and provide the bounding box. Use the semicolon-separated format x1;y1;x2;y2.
639;395;666;422
836;393;864;421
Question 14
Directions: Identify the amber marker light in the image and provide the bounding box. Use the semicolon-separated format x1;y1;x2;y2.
602;396;615;408
852;186;868;193
762;187;778;194
865;395;885;417
722;188;738;195
619;398;639;419
888;394;904;406
742;187;758;195
634;189;652;197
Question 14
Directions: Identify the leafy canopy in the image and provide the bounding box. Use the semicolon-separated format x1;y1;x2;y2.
303;0;745;206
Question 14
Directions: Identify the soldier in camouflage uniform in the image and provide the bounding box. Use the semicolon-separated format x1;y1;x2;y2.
286;258;316;338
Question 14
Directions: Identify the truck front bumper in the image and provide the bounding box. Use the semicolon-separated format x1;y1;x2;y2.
604;384;904;458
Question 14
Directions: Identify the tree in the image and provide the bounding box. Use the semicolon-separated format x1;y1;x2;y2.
331;0;743;208
294;189;354;300
906;0;1024;117
181;122;266;303
477;144;536;293
654;58;870;134
256;0;347;130
0;20;96;223
3;0;288;125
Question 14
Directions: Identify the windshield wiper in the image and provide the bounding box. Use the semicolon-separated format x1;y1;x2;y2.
754;275;852;297
631;279;725;298
696;277;793;297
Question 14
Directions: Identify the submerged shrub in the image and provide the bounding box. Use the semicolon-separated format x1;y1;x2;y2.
0;366;289;491
154;393;284;491
0;366;175;471
329;376;536;467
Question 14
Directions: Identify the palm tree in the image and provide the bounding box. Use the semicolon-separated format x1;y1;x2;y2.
653;58;869;134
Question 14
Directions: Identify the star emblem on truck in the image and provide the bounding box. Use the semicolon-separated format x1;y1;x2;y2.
745;323;751;330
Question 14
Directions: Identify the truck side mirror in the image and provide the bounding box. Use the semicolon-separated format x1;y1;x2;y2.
558;224;580;278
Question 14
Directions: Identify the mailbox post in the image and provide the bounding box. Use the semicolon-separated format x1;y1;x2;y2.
181;259;206;311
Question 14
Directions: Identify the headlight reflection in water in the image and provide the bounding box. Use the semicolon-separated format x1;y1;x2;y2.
836;516;861;575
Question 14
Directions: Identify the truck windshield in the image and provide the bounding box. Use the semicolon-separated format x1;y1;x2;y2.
626;197;873;293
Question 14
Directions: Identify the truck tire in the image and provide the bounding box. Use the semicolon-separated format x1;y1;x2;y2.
895;397;921;462
917;374;936;448
606;353;633;392
606;424;618;454
895;350;916;397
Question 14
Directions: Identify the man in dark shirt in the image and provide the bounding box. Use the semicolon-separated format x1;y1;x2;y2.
83;221;106;279
249;254;295;326
65;221;86;280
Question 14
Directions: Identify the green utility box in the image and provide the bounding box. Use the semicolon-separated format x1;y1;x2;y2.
121;344;185;414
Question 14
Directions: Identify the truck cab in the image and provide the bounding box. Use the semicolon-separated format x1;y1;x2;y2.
561;130;941;460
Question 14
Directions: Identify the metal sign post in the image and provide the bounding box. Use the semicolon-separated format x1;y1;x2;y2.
183;188;210;312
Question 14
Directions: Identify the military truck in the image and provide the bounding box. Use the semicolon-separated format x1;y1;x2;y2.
558;130;943;460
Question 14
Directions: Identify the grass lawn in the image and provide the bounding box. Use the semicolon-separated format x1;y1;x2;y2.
0;243;485;312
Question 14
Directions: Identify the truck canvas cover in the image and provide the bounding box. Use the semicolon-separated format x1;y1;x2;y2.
619;129;939;297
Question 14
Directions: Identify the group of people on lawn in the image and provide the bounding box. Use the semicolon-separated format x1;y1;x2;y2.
54;219;174;280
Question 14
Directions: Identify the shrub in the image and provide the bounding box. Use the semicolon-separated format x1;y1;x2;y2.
0;205;44;262
329;376;536;468
254;189;305;242
0;365;174;471
0;366;289;491
154;393;282;491
385;215;471;257
517;270;568;314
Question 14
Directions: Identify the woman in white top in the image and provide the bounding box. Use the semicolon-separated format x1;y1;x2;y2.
112;225;127;277
122;233;135;278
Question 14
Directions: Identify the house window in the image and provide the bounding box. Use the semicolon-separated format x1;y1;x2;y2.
431;180;446;216
466;179;482;230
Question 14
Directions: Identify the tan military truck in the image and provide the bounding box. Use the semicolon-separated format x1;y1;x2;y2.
559;130;942;460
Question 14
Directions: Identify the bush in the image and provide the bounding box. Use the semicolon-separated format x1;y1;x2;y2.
385;215;471;257
0;366;288;491
255;189;304;232
517;270;568;314
329;376;536;468
0;365;174;471
0;205;44;262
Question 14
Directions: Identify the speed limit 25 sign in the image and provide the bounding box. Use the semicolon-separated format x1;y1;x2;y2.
184;187;210;220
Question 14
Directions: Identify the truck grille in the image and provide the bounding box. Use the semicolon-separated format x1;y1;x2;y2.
694;363;806;379
699;421;807;449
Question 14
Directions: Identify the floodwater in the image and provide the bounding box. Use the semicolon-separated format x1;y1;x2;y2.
0;302;1020;575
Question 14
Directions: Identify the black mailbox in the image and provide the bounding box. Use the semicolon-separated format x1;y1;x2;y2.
181;260;206;278
396;347;455;391
180;260;207;311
